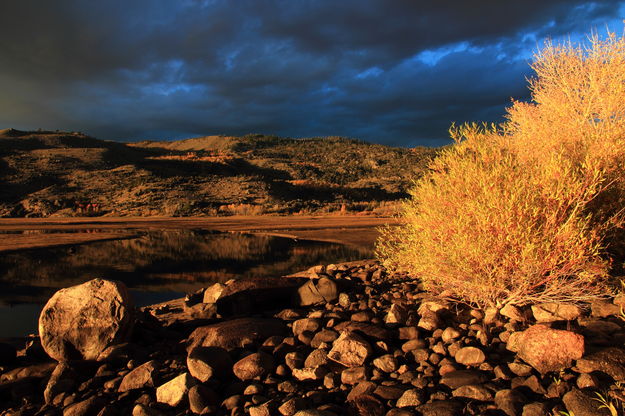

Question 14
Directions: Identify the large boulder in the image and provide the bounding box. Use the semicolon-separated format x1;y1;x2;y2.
187;318;287;352
506;324;584;374
215;276;305;316
39;279;134;361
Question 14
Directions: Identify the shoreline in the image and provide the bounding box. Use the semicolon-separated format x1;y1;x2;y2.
2;259;624;415
0;215;398;252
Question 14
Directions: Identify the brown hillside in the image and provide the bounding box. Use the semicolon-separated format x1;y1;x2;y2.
0;129;438;217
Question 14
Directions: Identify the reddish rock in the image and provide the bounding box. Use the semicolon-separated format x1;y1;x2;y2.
506;324;584;374
39;279;134;361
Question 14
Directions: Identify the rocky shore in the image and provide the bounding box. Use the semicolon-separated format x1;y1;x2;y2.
1;260;625;415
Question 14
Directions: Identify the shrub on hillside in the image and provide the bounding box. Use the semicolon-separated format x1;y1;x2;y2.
377;29;625;307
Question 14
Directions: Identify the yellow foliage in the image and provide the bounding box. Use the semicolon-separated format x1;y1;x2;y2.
378;28;625;307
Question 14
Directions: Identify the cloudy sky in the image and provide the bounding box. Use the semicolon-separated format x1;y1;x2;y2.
1;1;624;147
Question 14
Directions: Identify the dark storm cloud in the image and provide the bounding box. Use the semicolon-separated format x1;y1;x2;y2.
0;0;623;146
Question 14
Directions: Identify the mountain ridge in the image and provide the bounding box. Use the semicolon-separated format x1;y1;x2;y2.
0;129;438;217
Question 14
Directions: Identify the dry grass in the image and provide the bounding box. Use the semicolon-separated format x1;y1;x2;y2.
378;28;625;307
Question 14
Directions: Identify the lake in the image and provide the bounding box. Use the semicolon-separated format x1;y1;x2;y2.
0;229;372;337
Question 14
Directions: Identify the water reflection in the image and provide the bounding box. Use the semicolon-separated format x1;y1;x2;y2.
0;229;371;336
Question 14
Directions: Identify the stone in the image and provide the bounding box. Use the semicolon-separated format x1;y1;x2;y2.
375;385;406;400
483;307;499;325
396;389;425;407
44;363;76;404
311;329;339;348
187;318;287;352
97;342;146;364
385;303;409;325
279;398;309;416
531;303;581;322
563;388;611;416
184;302;217;320
284;351;305;369
203;283;226;303
156;372;196;407
350;395;385;416
500;304;526;322
373;354;398;373
454;346;486;366
415;400;463;416
508;362;533;377
452;384;493;401
249;400;276;416
217;277;303;316
188;384;219;414
495;389;526;416
39;279;134;361
341;367;367;385
417;309;441;331
296;277;338;306
386;410;415;416
333;321;391;340
398;326;419;340
575;347;625;381
521;402;549;416
293;318;321;336
187;346;233;382
132;404;164;416
328;332;372;367
440;370;490;389
591;300;621;318
233;352;275;380
63;396;106;416
304;349;328;368
506;324;584;374
118;360;158;392
441;327;461;343
347;381;377;401
576;373;599;389
292;367;327;381
293;410;335;416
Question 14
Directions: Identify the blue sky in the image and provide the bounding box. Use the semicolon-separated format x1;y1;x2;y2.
0;1;624;147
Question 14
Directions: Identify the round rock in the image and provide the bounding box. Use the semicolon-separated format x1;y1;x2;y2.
39;279;134;361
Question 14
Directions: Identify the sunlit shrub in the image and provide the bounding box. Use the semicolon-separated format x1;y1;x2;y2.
377;29;625;307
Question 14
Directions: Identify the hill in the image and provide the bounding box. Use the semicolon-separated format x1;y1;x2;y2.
0;129;438;217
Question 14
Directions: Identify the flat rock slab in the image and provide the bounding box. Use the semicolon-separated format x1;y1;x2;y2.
187;318;288;352
39;279;134;361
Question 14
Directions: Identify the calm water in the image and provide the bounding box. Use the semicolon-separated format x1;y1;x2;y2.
0;229;371;337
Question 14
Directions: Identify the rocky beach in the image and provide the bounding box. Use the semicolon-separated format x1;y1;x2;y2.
1;260;624;416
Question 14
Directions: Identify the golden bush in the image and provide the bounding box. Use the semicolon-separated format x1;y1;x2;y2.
377;29;625;307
